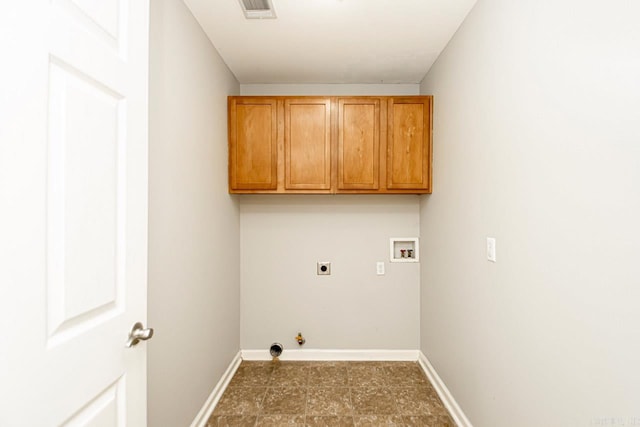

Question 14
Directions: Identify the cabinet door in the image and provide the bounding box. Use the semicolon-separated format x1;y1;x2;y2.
284;98;331;190
337;98;380;190
387;97;432;191
229;97;278;190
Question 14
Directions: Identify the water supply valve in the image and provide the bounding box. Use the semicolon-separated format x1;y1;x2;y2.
295;332;306;346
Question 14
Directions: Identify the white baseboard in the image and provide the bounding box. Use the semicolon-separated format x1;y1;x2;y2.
190;351;242;427
418;352;472;427
241;348;420;361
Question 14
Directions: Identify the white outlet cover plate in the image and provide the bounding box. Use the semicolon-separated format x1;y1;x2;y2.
317;262;331;275
487;237;496;262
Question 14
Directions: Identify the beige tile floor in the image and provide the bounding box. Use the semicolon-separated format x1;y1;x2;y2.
207;361;455;427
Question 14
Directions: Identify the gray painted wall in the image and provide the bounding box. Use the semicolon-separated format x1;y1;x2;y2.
420;1;640;425
148;0;240;425
240;195;421;351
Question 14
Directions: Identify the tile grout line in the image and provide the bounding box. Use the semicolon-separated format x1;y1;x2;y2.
302;363;308;426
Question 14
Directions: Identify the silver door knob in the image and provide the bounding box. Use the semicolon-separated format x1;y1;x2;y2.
126;322;154;348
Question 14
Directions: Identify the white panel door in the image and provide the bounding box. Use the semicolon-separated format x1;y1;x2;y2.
0;0;149;425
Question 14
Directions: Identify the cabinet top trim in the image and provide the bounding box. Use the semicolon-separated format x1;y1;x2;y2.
229;95;433;100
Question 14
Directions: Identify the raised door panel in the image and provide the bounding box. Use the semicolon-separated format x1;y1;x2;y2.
229;98;277;190
284;98;331;190
338;98;380;190
387;97;432;191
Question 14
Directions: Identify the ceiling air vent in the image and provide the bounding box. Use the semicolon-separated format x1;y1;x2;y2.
239;0;277;19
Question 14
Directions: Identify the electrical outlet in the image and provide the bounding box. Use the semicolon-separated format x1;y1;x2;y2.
317;262;331;275
487;237;496;262
376;262;385;275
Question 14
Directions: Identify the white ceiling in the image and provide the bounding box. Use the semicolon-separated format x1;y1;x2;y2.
183;0;477;84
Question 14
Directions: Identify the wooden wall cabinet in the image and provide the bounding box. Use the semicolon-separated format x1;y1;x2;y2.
284;98;332;191
387;97;432;191
228;95;432;194
337;98;381;191
228;97;277;190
